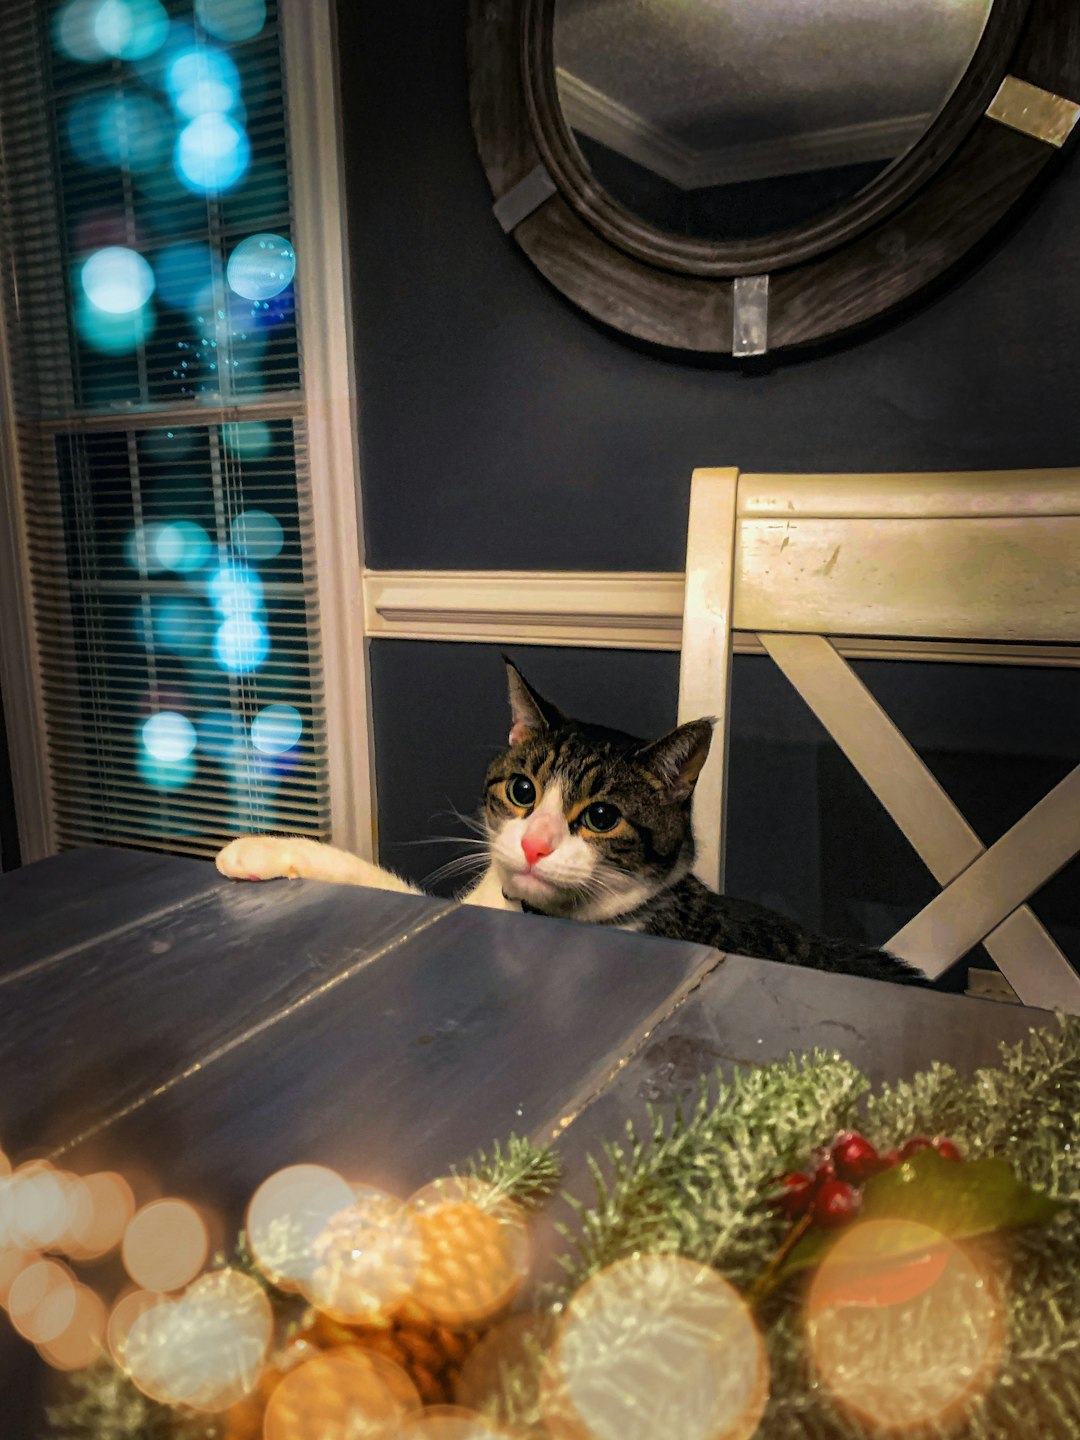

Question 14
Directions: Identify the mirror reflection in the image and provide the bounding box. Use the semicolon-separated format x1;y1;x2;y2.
553;0;995;242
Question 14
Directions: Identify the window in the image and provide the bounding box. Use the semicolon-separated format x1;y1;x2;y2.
0;0;365;860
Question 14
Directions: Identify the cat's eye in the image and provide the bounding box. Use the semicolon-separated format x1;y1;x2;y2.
582;802;621;834
506;774;536;809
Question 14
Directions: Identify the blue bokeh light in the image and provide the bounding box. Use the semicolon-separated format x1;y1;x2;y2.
95;0;170;61
175;113;250;194
126;522;165;574
226;234;296;301
97;93;170;172
157;521;212;573
197;709;245;760
221;420;272;459
214;615;270;672
231;508;283;560
142;710;198;762
251;704;302;756
167;45;241;118
54;0;108;62
68;95;111;167
81;246;155;314
195;0;266;43
155;241;216;311
142;597;208;656
76;292;156;353
208;563;263;616
138;751;197;790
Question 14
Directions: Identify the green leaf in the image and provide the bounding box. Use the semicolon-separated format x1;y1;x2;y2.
779;1148;1064;1279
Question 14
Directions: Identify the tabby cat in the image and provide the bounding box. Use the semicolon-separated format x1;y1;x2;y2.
217;661;930;987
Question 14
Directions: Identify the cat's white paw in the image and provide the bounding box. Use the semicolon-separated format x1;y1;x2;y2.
215;835;300;881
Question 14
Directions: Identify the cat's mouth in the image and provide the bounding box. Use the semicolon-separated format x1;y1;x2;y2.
502;868;558;902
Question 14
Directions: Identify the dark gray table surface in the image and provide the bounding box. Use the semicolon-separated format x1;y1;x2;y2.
0;847;1058;1431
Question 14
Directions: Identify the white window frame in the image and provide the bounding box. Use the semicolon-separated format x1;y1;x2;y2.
0;0;377;865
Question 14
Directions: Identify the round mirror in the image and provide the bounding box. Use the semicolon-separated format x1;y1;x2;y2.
553;0;995;242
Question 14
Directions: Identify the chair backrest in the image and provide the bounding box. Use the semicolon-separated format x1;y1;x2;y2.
678;467;1080;1012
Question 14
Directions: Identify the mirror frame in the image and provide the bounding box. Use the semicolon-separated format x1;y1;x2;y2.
468;0;1080;353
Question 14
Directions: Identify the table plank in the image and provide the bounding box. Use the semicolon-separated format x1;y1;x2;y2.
0;861;453;1155
54;904;720;1221
0;847;223;981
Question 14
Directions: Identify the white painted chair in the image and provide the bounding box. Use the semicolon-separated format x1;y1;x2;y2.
678;467;1080;1013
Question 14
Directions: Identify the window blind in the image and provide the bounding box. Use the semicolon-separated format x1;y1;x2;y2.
0;0;330;858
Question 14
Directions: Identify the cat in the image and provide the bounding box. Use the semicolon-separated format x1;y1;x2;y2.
217;661;931;987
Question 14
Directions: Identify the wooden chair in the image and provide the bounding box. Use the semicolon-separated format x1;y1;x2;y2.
678;467;1080;1013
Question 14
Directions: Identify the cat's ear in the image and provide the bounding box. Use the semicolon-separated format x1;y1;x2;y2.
635;719;714;801
504;658;564;746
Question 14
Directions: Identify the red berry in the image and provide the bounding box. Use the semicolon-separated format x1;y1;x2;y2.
770;1172;816;1219
814;1179;862;1228
899;1137;935;1161
879;1148;901;1169
933;1137;963;1162
811;1154;837;1187
831;1130;882;1183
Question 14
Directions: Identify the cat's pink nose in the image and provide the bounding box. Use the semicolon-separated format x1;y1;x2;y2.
521;834;553;867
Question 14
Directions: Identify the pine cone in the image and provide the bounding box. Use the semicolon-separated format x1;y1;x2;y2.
307;1309;481;1406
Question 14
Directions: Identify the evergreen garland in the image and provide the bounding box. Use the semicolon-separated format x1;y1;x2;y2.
41;1018;1079;1439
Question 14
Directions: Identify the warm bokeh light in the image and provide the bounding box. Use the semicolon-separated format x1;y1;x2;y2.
398;1407;516;1439
123;1269;273;1411
251;703;302;756
37;1284;107;1371
232;507;284;561
122;1199;209;1293
263;1351;421;1440
195;0;267;43
227;234;296;301
81;246;155;315
806;1219;1004;1430
62;1170;136;1261
0;1163;74;1250
408;1179;530;1329
304;1186;422;1325
246;1164;356;1292
175;112;251;194
0;1248;38;1308
108;1286;162;1369
543;1254;768;1440
453;1312;553;1417
7;1259;78;1345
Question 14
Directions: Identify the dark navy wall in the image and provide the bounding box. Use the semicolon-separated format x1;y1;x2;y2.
335;0;1080;979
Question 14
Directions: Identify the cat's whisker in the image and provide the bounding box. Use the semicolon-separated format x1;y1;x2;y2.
432;803;490;838
422;853;490;887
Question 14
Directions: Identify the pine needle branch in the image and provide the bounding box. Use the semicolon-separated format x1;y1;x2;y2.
458;1133;563;1212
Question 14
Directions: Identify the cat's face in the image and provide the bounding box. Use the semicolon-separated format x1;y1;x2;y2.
482;663;713;922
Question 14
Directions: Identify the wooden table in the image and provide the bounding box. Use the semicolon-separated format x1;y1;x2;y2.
0;847;1056;1431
